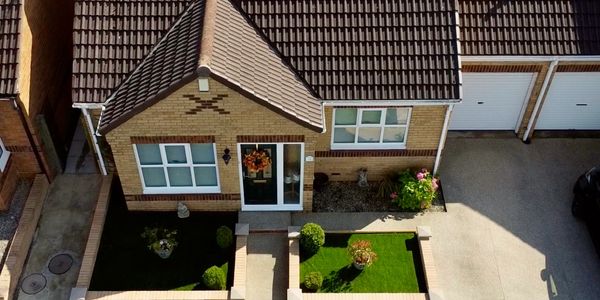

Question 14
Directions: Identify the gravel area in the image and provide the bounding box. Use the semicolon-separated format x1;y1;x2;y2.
0;179;33;270
313;181;446;213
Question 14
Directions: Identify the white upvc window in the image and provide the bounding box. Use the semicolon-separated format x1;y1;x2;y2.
331;107;411;150
133;143;220;194
0;137;9;172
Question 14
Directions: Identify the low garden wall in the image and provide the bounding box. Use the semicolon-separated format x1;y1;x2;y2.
70;175;249;300
287;226;443;300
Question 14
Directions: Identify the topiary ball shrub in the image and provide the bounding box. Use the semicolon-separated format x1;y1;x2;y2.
216;226;233;249
300;223;325;255
202;266;226;290
303;271;323;292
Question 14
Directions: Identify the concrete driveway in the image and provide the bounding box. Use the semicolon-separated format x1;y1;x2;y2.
438;137;600;300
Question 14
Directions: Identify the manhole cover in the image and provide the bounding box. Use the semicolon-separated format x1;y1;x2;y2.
21;273;46;295
48;253;74;275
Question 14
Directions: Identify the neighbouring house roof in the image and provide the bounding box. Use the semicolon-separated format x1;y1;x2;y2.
237;0;461;100
0;0;21;96
98;0;323;133
72;0;192;103
459;0;600;56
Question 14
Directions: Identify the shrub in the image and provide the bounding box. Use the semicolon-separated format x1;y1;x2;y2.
140;227;177;252
300;223;325;255
376;171;402;199
303;272;323;291
391;169;439;211
202;266;226;290
216;226;233;249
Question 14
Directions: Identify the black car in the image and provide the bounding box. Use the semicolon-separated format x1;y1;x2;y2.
572;166;600;251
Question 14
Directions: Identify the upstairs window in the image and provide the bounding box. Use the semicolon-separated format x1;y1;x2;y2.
331;108;411;150
0;137;9;172
134;143;220;194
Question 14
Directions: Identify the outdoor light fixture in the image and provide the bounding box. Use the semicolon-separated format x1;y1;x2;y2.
222;148;231;165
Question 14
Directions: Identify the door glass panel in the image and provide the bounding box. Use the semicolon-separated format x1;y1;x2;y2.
383;127;406;143
361;110;382;124
335;108;357;125
137;144;162;165
141;167;167;187
357;127;381;143
386;108;409;125
194;167;218;186
165;145;187;164
191;144;215;164
283;144;301;204
167;167;193;186
333;128;356;143
241;144;277;205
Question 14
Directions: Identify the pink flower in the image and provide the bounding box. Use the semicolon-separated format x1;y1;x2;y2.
416;172;425;180
390;192;398;199
432;178;439;191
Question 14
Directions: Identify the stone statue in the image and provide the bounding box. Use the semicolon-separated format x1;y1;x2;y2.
177;202;190;218
358;168;368;187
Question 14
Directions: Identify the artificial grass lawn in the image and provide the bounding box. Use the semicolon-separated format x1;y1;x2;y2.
89;185;237;291
300;233;426;293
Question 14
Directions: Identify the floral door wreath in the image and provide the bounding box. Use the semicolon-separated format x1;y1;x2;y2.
243;149;272;172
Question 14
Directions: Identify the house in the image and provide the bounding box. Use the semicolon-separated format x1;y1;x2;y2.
0;0;75;209
71;0;600;212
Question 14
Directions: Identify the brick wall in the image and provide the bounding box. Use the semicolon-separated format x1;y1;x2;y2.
105;78;320;211
314;106;446;181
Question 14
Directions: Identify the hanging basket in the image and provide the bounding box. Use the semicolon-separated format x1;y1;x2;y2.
243;150;272;173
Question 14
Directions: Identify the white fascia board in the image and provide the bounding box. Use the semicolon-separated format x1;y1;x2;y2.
462;55;600;62
321;99;461;106
72;102;104;109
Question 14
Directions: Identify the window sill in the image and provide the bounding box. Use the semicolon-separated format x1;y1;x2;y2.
330;144;407;150
142;187;221;194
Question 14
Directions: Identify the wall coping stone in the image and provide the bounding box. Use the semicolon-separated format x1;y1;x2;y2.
235;223;249;236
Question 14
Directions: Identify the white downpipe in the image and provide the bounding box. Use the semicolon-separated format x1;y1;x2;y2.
522;60;559;142
82;108;107;175
433;104;454;175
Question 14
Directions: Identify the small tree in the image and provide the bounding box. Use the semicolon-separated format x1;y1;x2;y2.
202;266;226;290
300;223;325;255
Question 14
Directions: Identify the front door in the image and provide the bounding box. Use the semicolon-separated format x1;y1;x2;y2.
239;143;303;211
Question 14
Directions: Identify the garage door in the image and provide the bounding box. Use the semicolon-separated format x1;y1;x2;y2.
535;72;600;130
449;73;536;130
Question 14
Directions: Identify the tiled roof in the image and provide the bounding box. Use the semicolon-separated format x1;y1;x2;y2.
98;0;204;133
0;0;20;96
72;0;192;103
207;0;322;128
459;0;600;55
237;0;461;100
98;0;323;133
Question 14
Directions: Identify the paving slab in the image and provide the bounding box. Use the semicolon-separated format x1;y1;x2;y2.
17;174;102;300
246;233;288;300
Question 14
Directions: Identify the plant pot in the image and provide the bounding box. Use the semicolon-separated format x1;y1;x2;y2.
154;239;174;259
353;261;367;270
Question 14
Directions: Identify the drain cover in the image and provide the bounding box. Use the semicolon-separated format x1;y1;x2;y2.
21;273;46;295
48;253;74;275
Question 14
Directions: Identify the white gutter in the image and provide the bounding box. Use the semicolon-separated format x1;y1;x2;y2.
522;59;559;142
433;104;454;175
72;102;104;109
462;55;600;62
82;108;107;175
321;99;461;106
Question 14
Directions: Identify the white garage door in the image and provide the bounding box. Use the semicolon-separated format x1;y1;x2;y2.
449;73;536;130
536;72;600;130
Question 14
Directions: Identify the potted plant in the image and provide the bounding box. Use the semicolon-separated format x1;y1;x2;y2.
141;227;178;259
347;240;377;270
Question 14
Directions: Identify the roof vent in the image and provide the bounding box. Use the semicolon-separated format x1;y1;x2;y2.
198;78;209;92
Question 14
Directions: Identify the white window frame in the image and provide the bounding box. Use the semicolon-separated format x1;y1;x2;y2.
331;107;412;150
238;143;304;211
133;143;221;194
0;137;9;172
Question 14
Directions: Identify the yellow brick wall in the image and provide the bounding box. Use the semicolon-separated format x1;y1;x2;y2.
105;78;319;211
314;106;446;181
